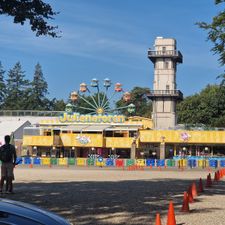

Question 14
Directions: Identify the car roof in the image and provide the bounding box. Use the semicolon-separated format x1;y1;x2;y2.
0;198;70;225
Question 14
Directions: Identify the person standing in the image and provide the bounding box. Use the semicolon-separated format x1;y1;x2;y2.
0;135;17;193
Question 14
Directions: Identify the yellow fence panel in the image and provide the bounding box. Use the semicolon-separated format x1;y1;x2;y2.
76;158;86;166
42;157;51;165
58;158;68;166
178;159;187;167
136;159;145;166
96;161;105;167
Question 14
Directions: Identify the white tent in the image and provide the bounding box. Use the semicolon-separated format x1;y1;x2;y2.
0;120;29;146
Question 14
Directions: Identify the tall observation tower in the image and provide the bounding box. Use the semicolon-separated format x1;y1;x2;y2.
148;37;183;129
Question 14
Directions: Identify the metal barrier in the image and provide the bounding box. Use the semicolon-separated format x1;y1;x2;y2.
14;157;225;169
146;159;156;167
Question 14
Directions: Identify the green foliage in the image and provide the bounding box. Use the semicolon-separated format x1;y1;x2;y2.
26;63;49;110
196;0;225;84
0;0;59;37
0;62;6;106
4;62;30;110
50;99;66;111
116;87;152;117
177;84;225;127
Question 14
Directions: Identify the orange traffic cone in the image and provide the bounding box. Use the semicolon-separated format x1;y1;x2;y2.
198;178;204;193
214;172;218;182
155;213;162;225
191;182;198;197
167;201;176;225
217;171;221;180
181;191;190;212
188;186;194;203
29;163;33;168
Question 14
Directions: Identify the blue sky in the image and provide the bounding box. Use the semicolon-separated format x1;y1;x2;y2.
0;0;224;101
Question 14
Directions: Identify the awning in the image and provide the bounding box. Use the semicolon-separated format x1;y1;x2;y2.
82;125;111;132
61;125;89;132
105;126;139;131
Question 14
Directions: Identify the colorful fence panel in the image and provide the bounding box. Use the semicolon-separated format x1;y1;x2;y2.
146;159;156;167
115;159;124;167
87;158;95;166
126;159;135;167
209;160;218;168
76;158;86;166
68;158;76;165
58;158;68;166
156;159;165;167
136;159;145;166
33;157;41;165
23;157;32;165
50;158;58;165
42;157;51;165
106;158;114;166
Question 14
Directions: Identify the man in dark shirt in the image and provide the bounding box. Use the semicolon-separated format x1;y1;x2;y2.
0;135;17;193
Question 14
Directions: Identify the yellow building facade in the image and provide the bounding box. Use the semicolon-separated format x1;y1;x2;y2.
22;115;225;159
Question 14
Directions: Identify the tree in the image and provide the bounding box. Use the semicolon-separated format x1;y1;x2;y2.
196;0;225;84
177;84;225;127
0;0;59;37
0;62;6;106
27;63;49;110
116;87;152;118
4;62;30;109
49;98;66;111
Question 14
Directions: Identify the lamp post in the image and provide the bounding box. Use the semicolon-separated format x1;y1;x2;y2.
182;147;187;158
204;147;209;156
91;147;96;158
33;146;37;157
140;151;144;159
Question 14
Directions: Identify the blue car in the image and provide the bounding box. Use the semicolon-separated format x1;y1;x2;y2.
0;198;71;225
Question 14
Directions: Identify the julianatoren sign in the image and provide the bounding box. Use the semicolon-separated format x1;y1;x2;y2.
59;113;126;123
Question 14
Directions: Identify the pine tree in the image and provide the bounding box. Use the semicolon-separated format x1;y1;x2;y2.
0;62;6;107
4;62;30;109
27;63;49;110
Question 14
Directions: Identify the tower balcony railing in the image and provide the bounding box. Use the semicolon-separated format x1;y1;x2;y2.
147;90;183;100
148;50;183;63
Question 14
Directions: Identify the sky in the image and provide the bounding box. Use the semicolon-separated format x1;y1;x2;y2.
0;0;224;102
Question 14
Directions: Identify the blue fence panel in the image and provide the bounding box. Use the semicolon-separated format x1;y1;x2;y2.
105;158;114;167
209;159;218;168
33;157;41;165
16;157;23;165
156;159;165;167
23;157;32;165
188;159;197;168
146;159;156;167
220;160;225;167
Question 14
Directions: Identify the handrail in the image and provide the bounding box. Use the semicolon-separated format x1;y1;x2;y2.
0;110;64;117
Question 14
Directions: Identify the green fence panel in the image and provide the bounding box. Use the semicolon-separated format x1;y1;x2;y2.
126;159;135;166
166;159;172;167
87;158;95;166
171;159;175;167
50;158;58;165
68;158;76;165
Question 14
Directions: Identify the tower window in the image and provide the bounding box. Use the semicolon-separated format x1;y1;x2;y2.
164;59;169;69
166;85;170;93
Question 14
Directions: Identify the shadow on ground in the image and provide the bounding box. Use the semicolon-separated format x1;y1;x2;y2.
2;177;225;225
